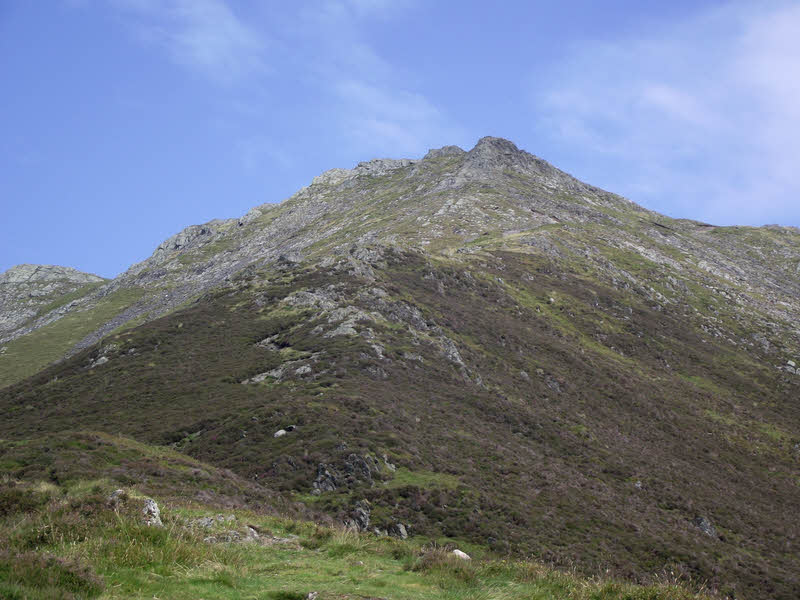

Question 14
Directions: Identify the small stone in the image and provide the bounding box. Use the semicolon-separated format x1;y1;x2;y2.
382;454;397;472
693;515;716;537
295;365;312;376
274;429;287;438
106;489;126;508
142;498;163;527
388;523;408;539
194;516;215;528
451;549;471;560
788;360;796;368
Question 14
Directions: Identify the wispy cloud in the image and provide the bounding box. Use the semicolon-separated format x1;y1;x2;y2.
533;1;800;226
334;80;448;155
112;0;267;85
110;0;457;165
295;0;460;156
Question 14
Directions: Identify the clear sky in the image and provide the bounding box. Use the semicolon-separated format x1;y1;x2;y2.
2;1;799;278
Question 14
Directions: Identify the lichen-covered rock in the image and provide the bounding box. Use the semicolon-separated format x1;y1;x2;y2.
142;498;162;527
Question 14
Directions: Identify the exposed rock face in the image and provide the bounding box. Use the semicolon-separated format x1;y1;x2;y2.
344;499;371;532
311;454;381;494
388;523;408;539
3;137;800;390
0;264;104;341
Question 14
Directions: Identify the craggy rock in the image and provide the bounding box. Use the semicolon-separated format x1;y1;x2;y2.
388;523;408;539
344;499;371;532
312;454;382;494
312;463;338;494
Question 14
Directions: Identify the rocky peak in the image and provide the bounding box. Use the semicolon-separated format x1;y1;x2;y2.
463;136;554;176
0;264;104;285
149;224;219;266
0;264;106;342
311;158;417;188
423;145;465;160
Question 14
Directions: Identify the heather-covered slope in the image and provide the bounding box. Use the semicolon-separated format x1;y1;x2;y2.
3;244;799;597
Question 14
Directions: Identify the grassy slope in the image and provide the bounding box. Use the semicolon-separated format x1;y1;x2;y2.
0;476;708;600
1;251;798;598
0;287;146;388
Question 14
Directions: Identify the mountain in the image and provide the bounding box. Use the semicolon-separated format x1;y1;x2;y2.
1;137;799;598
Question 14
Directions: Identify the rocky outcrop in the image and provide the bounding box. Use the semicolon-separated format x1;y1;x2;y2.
311;454;382;494
0;264;105;341
343;499;371;532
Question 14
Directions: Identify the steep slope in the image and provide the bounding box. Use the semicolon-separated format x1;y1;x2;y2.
2;137;800;597
0;264;105;339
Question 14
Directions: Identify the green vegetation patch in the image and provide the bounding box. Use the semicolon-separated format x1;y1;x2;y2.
383;467;460;490
0;287;147;388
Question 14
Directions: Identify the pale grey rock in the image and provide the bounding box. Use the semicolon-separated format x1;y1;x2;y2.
382;454;396;472
388;522;408;539
0;264;105;342
89;355;109;368
451;549;471;560
423;145;465;160
194;516;216;528
312;463;338;493
142;498;163;527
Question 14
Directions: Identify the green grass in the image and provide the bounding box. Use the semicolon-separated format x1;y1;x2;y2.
0;479;709;600
0;287;147;388
32;281;107;320
383;467;460;490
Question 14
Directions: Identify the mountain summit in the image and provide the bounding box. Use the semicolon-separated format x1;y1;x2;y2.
1;137;799;597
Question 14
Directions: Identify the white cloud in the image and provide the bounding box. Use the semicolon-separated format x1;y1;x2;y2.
111;1;458;164
533;1;800;226
334;80;450;155
295;1;460;156
112;0;267;84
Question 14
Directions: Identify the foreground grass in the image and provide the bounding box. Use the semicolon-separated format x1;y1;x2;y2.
0;480;708;600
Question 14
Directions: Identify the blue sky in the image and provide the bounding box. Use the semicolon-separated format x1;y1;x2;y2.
2;1;799;278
